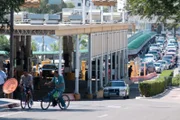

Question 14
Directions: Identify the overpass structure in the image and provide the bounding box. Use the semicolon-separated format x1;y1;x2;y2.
0;23;129;99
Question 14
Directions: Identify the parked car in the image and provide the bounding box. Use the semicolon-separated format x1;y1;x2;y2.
140;62;155;75
41;64;58;78
162;55;175;67
143;54;157;62
148;50;161;60
166;52;177;61
154;63;164;73
157;60;170;70
103;80;129;99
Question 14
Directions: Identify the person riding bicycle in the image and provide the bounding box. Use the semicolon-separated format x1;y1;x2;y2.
45;71;66;108
19;70;33;105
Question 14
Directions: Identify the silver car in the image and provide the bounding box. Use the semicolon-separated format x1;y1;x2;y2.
103;80;129;99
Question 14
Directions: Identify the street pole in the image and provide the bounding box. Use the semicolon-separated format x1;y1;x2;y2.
10;8;14;78
9;8;14;99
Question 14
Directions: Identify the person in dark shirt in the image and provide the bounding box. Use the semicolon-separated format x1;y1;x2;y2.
128;65;133;79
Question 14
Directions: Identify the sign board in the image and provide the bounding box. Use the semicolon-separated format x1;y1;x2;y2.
48;0;62;4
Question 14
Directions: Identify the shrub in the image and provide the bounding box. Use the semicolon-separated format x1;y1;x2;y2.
172;74;180;86
139;70;173;97
159;70;173;86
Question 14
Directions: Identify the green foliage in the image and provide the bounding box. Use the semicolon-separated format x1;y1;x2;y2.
65;2;75;8
172;74;180;86
0;0;24;26
139;70;173;97
0;35;10;52
50;41;59;51
31;40;37;51
80;35;88;50
126;0;180;23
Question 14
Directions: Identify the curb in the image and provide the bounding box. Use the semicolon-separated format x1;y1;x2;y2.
135;87;175;99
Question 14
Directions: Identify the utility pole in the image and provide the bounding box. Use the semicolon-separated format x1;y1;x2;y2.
9;8;14;99
10;8;14;78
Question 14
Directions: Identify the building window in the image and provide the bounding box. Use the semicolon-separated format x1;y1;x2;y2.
78;3;81;6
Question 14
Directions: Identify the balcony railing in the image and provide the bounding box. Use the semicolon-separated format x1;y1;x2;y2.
92;0;117;6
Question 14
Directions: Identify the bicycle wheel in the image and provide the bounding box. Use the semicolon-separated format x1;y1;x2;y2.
58;94;70;110
27;94;33;109
20;93;27;109
41;95;51;110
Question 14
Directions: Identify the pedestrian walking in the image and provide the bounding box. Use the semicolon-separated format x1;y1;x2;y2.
0;69;7;98
128;65;133;80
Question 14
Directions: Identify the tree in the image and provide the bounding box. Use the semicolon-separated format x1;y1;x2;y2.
126;0;180;23
31;40;38;51
22;0;67;14
79;35;88;50
50;41;59;51
0;35;10;52
65;2;75;8
0;0;24;27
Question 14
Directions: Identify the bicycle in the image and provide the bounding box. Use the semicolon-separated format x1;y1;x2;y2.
40;90;70;110
20;85;33;109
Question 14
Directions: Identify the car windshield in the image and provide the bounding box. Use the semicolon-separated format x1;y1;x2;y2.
144;55;153;58
154;63;161;67
42;65;57;69
168;44;175;46
168;50;176;52
108;81;125;87
163;56;172;60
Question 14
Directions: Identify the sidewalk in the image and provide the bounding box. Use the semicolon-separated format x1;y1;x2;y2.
0;98;19;109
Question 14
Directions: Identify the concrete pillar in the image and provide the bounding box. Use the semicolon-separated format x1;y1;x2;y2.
75;35;80;94
105;55;108;85
110;6;113;22
110;53;113;80
100;56;103;88
89;1;92;24
121;50;125;77
101;6;103;24
95;57;98;93
63;36;74;74
114;52;117;80
82;0;86;24
118;51;120;79
58;37;62;75
88;34;92;94
26;36;31;72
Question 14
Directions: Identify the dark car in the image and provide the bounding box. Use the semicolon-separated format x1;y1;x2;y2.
140;62;155;75
42;64;58;78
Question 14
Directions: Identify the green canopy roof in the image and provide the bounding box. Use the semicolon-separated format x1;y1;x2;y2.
33;49;88;55
0;51;8;55
128;32;156;50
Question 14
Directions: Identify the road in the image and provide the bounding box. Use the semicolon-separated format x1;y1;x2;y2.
1;89;180;120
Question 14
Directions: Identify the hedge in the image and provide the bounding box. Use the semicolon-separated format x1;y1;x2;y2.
172;74;180;86
139;70;173;97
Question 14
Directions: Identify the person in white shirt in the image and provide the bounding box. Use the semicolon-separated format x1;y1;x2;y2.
0;69;7;98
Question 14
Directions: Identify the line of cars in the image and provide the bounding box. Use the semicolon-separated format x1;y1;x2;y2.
141;34;178;75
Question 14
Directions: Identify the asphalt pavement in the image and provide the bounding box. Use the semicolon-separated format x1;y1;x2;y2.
0;92;180;120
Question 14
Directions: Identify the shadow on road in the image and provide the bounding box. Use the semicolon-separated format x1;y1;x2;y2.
0;118;49;120
2;107;97;113
129;83;140;99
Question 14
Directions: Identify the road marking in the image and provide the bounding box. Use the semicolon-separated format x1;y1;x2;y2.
98;114;108;118
107;105;121;108
0;111;23;118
